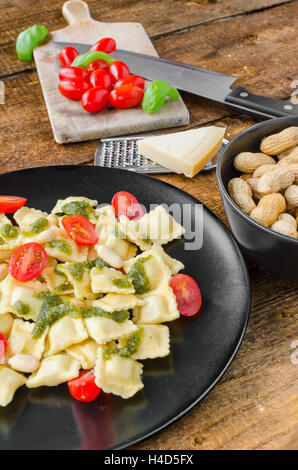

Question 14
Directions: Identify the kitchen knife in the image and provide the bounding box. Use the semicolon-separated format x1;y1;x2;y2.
53;41;298;120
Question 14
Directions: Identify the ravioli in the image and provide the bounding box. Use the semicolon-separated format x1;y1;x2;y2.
0;195;188;405
94;348;144;399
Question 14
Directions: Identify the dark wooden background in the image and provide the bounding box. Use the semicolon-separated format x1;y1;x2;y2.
0;0;297;450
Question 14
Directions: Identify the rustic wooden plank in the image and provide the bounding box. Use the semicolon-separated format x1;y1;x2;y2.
0;0;294;77
132;266;298;450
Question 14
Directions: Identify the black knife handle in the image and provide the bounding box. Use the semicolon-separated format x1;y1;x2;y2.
225;86;298;120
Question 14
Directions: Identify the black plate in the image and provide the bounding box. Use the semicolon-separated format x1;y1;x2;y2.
0;166;250;450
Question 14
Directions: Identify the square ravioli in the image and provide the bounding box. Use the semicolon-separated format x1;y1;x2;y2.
44;316;88;356
0;366;26;407
95;348;144;399
6;319;48;360
90;266;134;294
85;316;137;344
26;354;81;388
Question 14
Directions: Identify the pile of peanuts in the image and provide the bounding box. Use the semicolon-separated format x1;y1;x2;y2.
228;126;298;239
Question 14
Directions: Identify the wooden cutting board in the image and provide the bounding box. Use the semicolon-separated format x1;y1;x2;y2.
33;0;189;144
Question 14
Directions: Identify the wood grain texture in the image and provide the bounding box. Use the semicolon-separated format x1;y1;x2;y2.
0;0;297;450
0;0;294;77
33;1;189;143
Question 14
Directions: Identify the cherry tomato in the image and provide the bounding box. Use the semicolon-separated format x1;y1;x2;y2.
114;75;145;90
0;196;27;214
62;215;99;245
89;69;114;91
87;59;108;74
169;274;202;317
58;78;90;101
81;87;109;113
108;61;130;82
0;333;6;359
9;243;47;282
109;84;144;109
111;191;144;220
68;370;102;402
59;66;89;82
90;38;116;54
59;46;79;68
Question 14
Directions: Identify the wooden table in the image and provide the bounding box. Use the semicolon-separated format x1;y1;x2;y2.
0;0;297;450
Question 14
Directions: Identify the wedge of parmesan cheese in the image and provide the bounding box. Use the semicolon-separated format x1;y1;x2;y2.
138;126;226;177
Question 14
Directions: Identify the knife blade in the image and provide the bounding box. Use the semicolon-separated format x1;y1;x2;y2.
53;41;298;120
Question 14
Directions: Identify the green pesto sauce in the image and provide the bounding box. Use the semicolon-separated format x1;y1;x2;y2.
32;292;63;338
128;255;151;294
54;264;66;277
60;201;95;220
69;262;85;281
114;227;125;239
1;224;18;239
113;277;132;289
141;235;152;245
0;237;5;245
14;300;30;316
103;327;143;359
54;281;72;295
69;257;110;282
45;239;72;255
23;217;48;237
80;306;130;323
32;292;130;339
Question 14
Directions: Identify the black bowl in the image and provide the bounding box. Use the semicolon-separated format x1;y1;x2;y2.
217;116;298;282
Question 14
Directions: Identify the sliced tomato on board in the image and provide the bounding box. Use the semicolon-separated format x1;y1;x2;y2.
0;333;7;359
9;243;47;282
90;38;116;54
0;196;27;214
68;370;102;402
169;274;202;317
62;215;99;246
111;191;144;220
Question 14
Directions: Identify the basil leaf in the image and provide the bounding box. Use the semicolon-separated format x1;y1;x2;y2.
16;25;48;62
142;80;179;114
72;51;115;69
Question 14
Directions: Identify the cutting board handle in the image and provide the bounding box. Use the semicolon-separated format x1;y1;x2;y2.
62;1;92;25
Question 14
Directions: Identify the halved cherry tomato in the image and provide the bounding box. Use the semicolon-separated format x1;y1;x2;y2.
108;60;130;82
59;46;79;68
0;196;27;214
9;243;47;282
81;87;109;113
87;59;108;74
109;84;144;109
90;38;116;54
111;191;144;220
62;215;98;245
89;69;114;90
68;370;102;402
59;66;90;82
114;75;145;90
169;274;202;317
58;78;90;101
0;333;6;359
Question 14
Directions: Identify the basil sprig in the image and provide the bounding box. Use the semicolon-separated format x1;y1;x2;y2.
142;80;179;114
16;25;48;61
72;51;115;69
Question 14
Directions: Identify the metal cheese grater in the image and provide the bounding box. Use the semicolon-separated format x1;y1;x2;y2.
94;135;229;174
